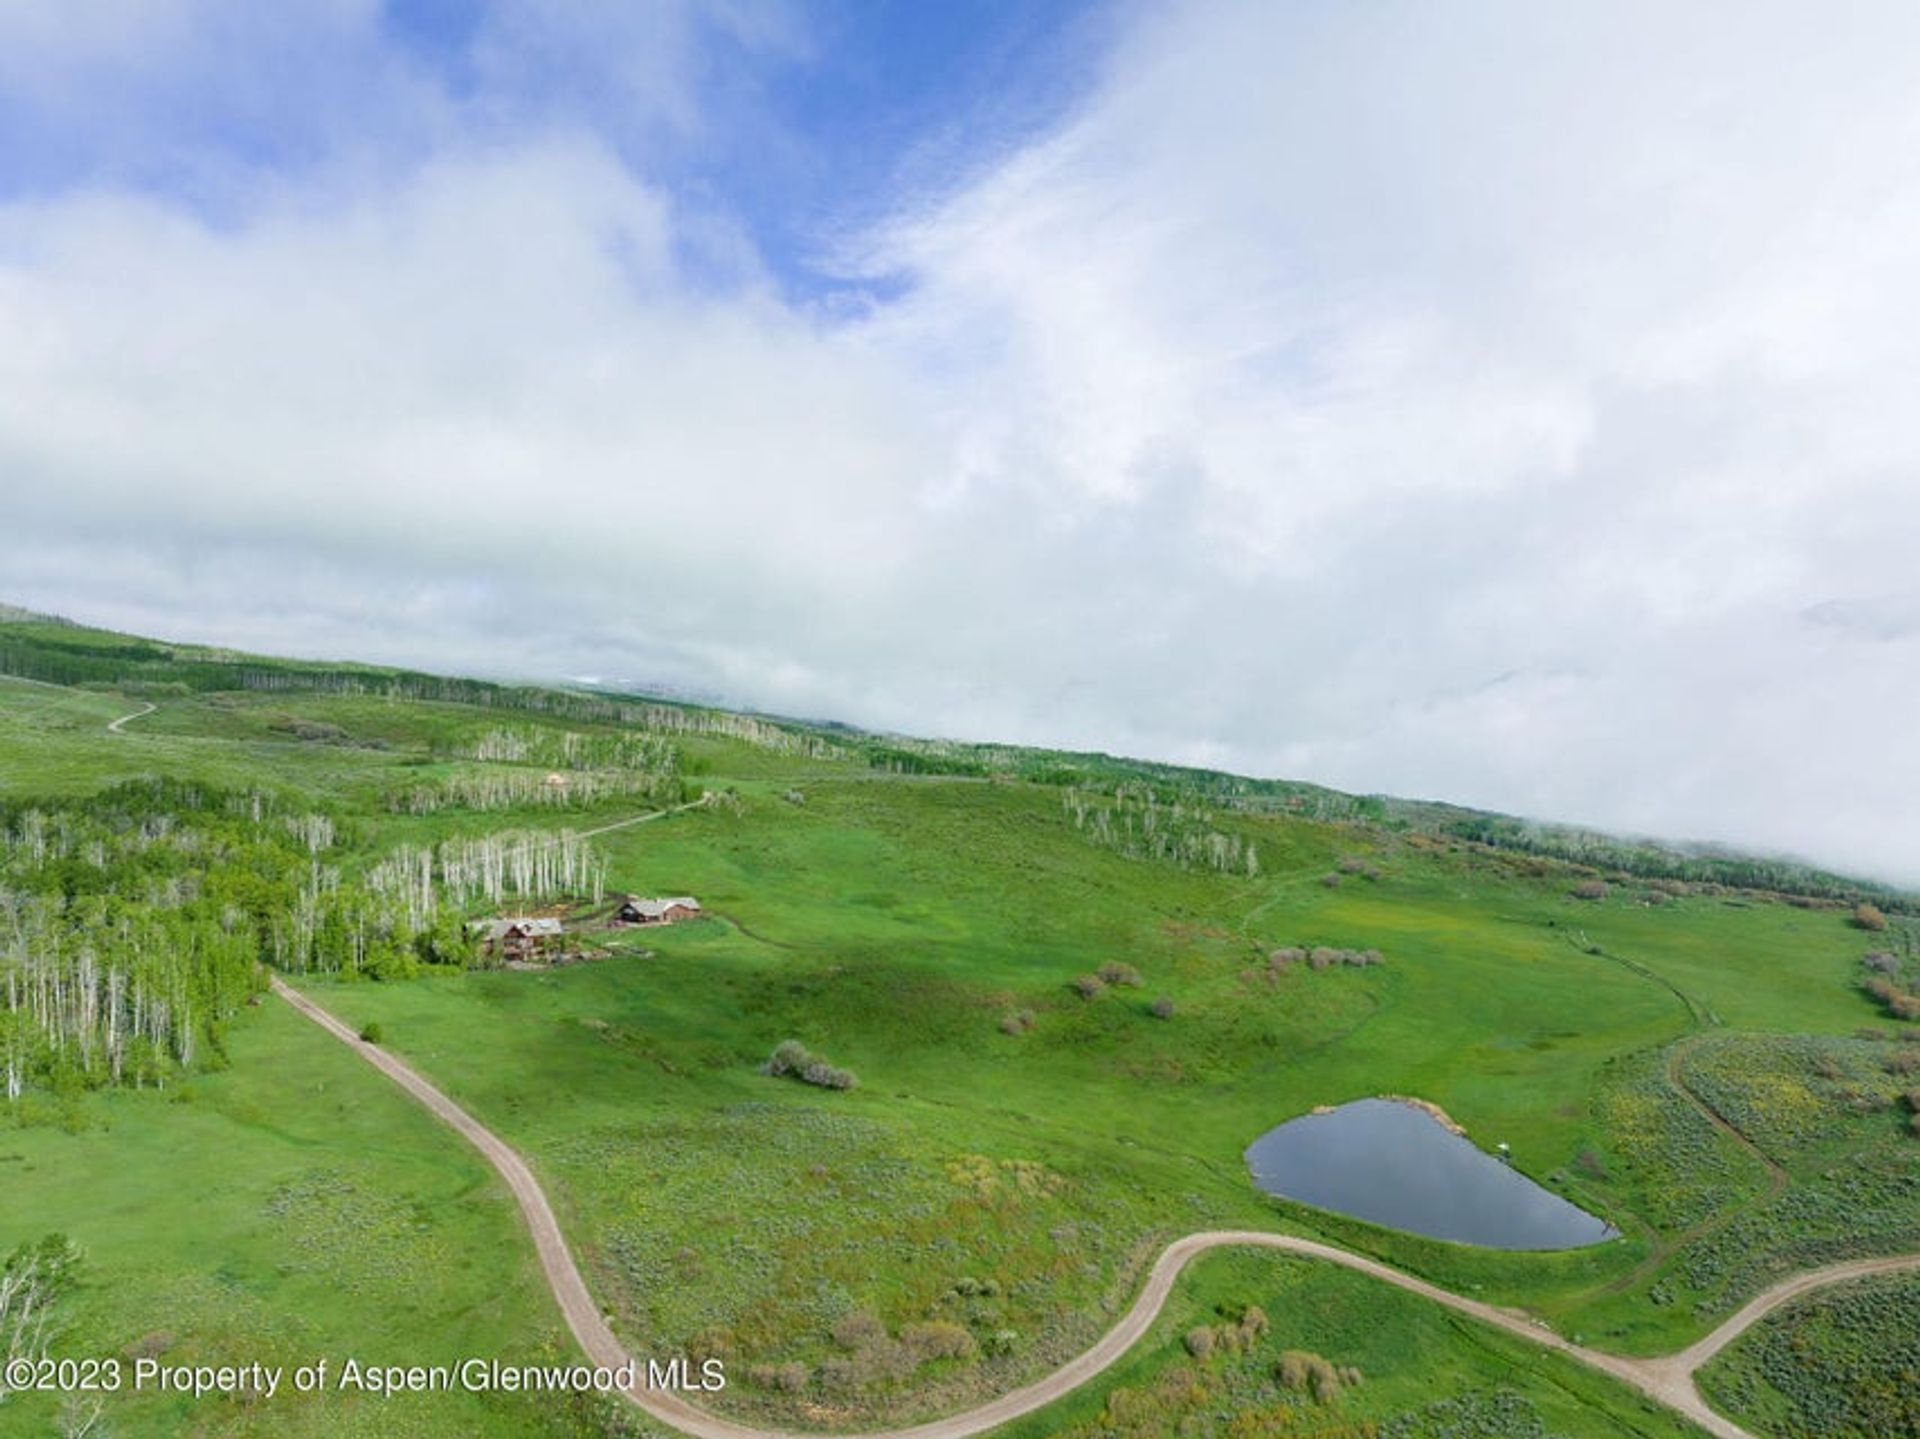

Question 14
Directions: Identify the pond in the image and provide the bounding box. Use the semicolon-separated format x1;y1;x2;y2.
1243;1098;1617;1250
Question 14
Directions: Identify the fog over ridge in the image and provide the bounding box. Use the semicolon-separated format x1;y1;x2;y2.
3;1;1919;882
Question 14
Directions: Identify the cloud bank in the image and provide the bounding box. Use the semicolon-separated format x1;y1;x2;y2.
4;0;1920;881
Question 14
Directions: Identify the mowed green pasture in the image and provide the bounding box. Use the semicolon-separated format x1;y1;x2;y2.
0;1001;612;1439
5;672;1915;1437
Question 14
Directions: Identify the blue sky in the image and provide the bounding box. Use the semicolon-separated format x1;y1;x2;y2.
5;1;1920;881
0;0;1114;306
382;0;1119;304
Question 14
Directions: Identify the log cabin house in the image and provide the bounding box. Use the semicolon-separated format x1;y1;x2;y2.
470;916;566;959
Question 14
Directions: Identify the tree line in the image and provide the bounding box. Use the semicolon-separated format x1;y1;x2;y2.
0;780;613;1100
386;765;683;815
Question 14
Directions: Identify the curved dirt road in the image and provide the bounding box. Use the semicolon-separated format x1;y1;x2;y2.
106;700;156;733
273;978;1919;1439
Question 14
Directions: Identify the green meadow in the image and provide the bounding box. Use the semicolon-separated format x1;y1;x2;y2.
0;997;617;1439
3;616;1917;1437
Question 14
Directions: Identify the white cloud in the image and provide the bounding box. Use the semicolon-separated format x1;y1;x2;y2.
4;1;1920;881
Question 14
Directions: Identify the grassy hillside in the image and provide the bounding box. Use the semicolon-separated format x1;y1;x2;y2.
0;999;617;1439
3;611;1917;1438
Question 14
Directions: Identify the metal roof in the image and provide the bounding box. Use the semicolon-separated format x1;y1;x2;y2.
468;916;566;938
622;896;701;918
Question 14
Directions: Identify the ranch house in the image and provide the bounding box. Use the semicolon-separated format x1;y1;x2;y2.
470;916;565;959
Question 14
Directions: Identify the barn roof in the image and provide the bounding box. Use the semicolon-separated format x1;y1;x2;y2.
468;916;565;939
622;896;701;918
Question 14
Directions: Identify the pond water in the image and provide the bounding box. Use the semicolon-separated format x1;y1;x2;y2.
1243;1098;1617;1250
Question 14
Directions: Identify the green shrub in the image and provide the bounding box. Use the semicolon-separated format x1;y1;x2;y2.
802;1059;858;1091
1275;1348;1345;1402
764;1040;858;1091
747;1360;809;1392
767;1039;811;1075
900;1320;977;1363
1700;1271;1920;1436
831;1310;887;1350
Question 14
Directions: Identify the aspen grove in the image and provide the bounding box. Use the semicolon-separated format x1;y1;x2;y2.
1;782;278;1098
0;780;609;1100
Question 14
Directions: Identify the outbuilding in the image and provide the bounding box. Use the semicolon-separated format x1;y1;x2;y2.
615;896;702;926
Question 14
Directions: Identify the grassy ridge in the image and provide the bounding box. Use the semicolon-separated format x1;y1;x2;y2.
4;612;1908;907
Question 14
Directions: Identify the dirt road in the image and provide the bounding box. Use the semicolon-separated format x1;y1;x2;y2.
106;700;156;733
578;793;712;838
273;978;1920;1439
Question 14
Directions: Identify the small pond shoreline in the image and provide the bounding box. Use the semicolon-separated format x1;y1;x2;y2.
1245;1096;1617;1251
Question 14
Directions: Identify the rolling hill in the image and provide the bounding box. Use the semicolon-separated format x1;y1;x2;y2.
3;606;1916;1439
